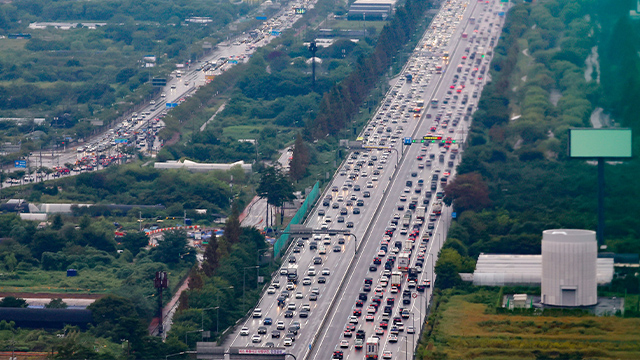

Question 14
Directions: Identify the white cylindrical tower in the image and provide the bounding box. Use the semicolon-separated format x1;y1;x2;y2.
541;229;597;306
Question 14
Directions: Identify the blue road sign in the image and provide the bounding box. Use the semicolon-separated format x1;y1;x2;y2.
271;30;281;36
404;137;412;145
114;139;128;144
14;160;26;168
452;212;457;219
256;16;267;20
166;103;178;108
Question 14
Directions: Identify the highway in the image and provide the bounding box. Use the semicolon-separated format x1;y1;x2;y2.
225;0;508;359
3;0;315;188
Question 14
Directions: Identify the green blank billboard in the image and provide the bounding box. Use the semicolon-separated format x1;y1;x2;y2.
569;128;632;158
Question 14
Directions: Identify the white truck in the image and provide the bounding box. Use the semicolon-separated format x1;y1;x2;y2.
398;251;411;271
366;337;380;360
391;271;403;288
432;201;442;215
415;206;426;221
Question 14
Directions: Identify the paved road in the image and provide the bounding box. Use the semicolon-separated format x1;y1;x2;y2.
224;0;507;359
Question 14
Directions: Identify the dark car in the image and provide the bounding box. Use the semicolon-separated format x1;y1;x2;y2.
318;276;326;284
369;264;378;271
258;326;267;334
271;330;281;338
363;191;371;198
357;200;365;206
288;256;296;263
353;208;361;214
284;310;294;318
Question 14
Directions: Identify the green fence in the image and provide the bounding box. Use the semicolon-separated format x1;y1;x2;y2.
274;181;320;258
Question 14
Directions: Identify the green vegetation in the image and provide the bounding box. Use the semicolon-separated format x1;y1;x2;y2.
417;289;640;360
422;0;640;358
0;0;256;159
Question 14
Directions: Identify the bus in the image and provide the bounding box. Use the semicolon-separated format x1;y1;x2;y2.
435;64;443;74
366;337;379;360
416;100;425;108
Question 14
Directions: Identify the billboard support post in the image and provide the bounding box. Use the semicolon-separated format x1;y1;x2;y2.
597;158;604;247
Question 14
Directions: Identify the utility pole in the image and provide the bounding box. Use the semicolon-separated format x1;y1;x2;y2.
308;41;318;90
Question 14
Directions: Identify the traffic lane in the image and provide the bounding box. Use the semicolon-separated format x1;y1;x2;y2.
311;131;436;359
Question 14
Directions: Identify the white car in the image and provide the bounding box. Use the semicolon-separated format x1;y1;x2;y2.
252;308;262;318
382;351;393;359
348;316;358;324
240;326;250;336
340;339;349;348
322;268;331;275
283;337;293;346
252;334;261;343
267;286;276;294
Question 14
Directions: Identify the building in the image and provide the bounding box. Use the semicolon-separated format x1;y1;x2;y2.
347;0;396;21
154;159;252;173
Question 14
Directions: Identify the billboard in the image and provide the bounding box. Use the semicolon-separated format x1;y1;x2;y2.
14;160;26;168
569;128;632;158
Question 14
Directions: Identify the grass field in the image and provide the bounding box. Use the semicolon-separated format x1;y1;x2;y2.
427;292;640;360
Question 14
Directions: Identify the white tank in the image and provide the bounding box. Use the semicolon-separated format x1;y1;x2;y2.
541;229;597;306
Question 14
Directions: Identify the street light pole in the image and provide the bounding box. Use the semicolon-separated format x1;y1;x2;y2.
243;266;259;313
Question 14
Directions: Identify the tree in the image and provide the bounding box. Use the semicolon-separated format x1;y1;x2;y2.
45;298;68;309
201;233;219;277
0;296;27;308
152;230;194;264
289;132;310;181
120;231;149;256
256;166;295;227
443;173;491;213
51;214;64;230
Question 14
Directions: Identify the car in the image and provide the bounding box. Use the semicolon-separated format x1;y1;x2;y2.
318;209;326;216
407;325;416;334
295;291;304;299
337;216;345;223
284;310;294;318
264;317;273;325
252;334;261;343
363;191;371;198
340;340;349;348
390;326;399;334
302;277;312;285
333;350;344;360
382;350;393;359
252;308;262;318
283;337;293;346
299;310;310;318
240;326;250;336
333;245;342;252
265;342;275;347
365;314;375;321
267;286;276;294
369;264;378;272
375;327;385;335
314;256;322;265
318;276;327;283
276;321;285;330
348;316;359;324
258;326;267;334
310;294;318;301
343;329;352;337
288;256;296;263
280;268;289;275
347;222;354;228
322;268;331;275
388;334;398;343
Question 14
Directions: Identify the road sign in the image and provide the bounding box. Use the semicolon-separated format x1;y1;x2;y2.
14;160;26;168
412;293;418;298
404;137;412;145
152;78;167;87
256;16;268;20
452;212;457;219
166;103;178;108
114;139;128;144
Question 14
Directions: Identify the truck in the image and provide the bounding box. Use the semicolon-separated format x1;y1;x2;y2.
391;271;403;288
450;143;459;153
365;337;379;359
402;211;412;227
415;206;426;221
287;267;298;284
404;239;415;251
397;252;410;271
432;201;442;216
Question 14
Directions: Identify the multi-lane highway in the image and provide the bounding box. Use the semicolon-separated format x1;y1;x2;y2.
4;0;315;188
225;0;507;359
